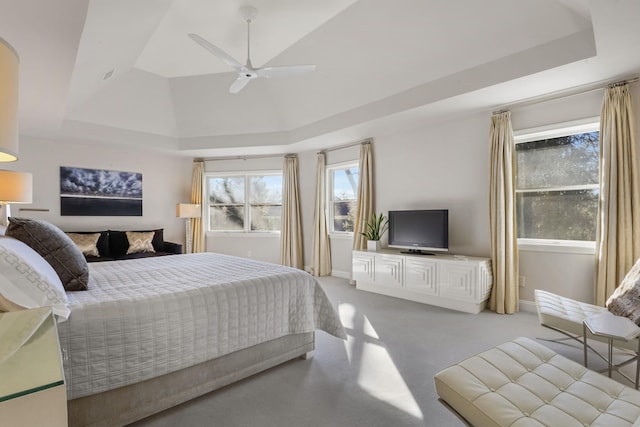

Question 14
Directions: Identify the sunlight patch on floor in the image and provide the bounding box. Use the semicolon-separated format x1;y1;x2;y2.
339;303;379;339
339;303;424;420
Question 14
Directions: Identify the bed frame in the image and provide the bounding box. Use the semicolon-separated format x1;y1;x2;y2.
67;332;314;427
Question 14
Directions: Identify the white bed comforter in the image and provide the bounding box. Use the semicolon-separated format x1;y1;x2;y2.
57;253;346;399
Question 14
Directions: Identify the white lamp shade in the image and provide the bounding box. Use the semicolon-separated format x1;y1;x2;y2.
176;203;201;218
0;37;19;162
0;170;32;203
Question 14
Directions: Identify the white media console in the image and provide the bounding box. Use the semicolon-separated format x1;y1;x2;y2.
352;249;493;314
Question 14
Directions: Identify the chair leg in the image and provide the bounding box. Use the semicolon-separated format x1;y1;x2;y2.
438;398;472;427
537;324;606;361
539;323;639;385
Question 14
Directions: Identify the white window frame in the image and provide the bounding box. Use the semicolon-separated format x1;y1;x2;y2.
514;117;600;254
327;161;359;236
204;170;283;235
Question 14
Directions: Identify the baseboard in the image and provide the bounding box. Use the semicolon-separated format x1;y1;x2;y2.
331;270;350;279
519;299;537;313
304;267;350;280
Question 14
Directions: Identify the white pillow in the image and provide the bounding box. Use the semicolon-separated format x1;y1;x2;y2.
0;236;70;321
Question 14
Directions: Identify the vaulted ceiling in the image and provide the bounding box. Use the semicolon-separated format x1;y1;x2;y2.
2;0;640;157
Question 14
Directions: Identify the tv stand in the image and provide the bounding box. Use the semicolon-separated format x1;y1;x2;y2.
352;249;493;314
400;250;435;256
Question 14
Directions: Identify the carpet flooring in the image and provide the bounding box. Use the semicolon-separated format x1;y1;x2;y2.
129;276;631;427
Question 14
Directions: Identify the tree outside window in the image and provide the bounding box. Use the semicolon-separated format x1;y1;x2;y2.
207;173;282;232
516;125;599;242
328;164;359;233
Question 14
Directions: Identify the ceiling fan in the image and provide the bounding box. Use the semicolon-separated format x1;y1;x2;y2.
188;5;316;94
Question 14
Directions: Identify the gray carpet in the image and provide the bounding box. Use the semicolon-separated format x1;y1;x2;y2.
129;276;628;427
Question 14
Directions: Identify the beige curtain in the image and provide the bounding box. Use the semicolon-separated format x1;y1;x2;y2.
281;155;304;269
488;111;519;314
595;83;640;305
190;160;205;253
353;141;374;251
311;152;332;276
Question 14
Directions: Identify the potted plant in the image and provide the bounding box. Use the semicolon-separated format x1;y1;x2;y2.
361;212;389;251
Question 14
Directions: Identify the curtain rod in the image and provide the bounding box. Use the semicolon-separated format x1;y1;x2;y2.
198;138;373;162
197;153;295;162
608;77;639;88
492;76;639;115
196;138;374;161
317;138;371;155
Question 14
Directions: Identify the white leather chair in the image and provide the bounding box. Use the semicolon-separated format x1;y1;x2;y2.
535;289;640;354
435;337;640;427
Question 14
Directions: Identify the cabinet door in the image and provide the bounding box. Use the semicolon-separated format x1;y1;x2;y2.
374;254;404;288
405;258;438;295
353;252;375;284
439;262;478;301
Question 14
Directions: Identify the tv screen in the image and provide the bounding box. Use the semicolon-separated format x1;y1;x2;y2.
388;209;448;254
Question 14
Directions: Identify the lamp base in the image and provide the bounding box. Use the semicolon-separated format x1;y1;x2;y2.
0;203;11;227
185;218;193;254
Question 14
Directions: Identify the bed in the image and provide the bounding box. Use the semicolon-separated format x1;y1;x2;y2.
0;219;345;426
54;252;346;426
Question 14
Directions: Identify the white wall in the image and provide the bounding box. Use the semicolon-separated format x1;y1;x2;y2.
4;136;193;246
374;113;491;257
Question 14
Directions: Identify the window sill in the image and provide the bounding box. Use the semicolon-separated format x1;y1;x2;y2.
206;232;280;238
329;233;354;240
518;239;595;255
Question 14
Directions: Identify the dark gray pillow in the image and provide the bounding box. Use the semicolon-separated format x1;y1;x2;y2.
6;218;89;291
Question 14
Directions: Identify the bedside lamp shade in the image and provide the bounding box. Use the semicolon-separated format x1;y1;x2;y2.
176;203;201;218
0;38;19;162
0;170;32;226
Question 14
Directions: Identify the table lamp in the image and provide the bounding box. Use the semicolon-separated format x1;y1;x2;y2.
0;170;32;226
176;203;201;254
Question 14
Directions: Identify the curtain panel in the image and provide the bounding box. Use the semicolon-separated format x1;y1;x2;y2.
190;160;205;253
595;83;640;305
311;152;332;276
281;155;304;269
353;141;374;251
488;111;519;314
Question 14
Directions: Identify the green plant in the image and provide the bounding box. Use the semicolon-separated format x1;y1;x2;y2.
360;212;389;241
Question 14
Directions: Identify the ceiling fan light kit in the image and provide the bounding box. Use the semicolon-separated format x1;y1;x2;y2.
239;5;258;22
189;5;316;94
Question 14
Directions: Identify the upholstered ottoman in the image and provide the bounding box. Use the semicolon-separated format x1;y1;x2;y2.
434;337;640;426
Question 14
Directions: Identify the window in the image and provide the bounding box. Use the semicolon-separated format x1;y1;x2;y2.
328;163;359;233
206;172;282;232
515;120;599;243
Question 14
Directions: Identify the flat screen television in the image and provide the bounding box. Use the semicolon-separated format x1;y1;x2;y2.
388;209;448;255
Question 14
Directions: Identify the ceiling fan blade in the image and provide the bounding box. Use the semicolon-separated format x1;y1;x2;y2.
188;33;245;72
229;76;251;94
256;65;316;79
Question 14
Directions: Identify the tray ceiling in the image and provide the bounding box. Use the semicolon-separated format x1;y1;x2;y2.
2;0;639;156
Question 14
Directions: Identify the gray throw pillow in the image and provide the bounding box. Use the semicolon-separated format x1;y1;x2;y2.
6;217;89;291
606;258;640;324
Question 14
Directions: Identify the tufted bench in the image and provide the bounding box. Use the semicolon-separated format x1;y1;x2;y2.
535;289;639;353
434;337;640;426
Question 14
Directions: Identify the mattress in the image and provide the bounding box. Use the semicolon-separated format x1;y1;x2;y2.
56;253;346;399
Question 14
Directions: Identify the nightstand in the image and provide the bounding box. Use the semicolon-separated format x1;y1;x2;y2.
0;307;67;426
583;312;640;389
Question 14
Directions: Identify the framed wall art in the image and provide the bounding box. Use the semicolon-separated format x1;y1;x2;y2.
60;166;142;216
